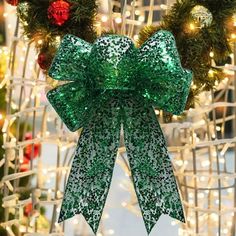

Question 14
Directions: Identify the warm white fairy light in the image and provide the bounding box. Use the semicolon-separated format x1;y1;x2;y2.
103;213;110;219
175;160;184;166
231;33;236;39
115;17;122;24
208;69;214;77
135;10;140;15
171;220;177;226
219;158;225;164
37;39;43;45
101;15;108;22
108;229;115;235
227;221;233;226
227;188;233;193
126;11;131;17
210;213;218;221
160;4;168;10
201;160;210;167
189;23;196;31
200;176;206;182
73;218;79;224
133;35;139;41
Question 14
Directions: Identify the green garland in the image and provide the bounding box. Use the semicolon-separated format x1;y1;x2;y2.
10;0;236;106
138;0;236;108
17;0;98;69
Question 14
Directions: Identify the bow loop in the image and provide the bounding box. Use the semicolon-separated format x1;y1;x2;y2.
49;34;91;82
138;30;192;114
47;82;96;131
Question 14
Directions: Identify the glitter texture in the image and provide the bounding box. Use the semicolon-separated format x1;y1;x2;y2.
47;30;192;235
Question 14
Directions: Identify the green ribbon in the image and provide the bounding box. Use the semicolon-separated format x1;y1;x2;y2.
47;30;192;234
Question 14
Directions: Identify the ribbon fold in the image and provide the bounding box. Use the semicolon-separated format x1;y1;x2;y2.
47;30;192;234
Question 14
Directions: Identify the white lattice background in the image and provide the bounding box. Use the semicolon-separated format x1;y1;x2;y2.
1;1;236;236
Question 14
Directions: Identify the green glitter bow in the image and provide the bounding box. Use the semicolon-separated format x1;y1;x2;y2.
47;30;192;234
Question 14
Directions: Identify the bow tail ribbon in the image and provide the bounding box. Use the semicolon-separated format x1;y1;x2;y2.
58;94;184;234
58;98;122;233
122;96;185;233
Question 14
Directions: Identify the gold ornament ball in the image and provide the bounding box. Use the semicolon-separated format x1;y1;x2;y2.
191;5;213;28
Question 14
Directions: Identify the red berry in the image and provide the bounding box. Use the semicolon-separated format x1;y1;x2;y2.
37;52;51;70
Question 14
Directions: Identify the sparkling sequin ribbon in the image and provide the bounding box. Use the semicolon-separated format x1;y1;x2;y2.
47;30;192;234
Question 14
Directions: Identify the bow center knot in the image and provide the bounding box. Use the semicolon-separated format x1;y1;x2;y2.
88;35;137;90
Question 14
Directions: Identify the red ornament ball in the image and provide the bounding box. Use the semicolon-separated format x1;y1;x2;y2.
20;157;29;172
24;132;41;160
5;0;18;6
37;52;51;70
47;0;70;26
24;203;33;216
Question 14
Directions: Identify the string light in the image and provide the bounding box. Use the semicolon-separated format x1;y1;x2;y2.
210;213;218;221
171;221;177;226
134;35;139;41
227;188;233;193
209;51;214;57
219;158;225;164
233;15;236;26
208;69;214;77
103;213;110;219
108;229;115;235
200;176;206;182
115;17;122;24
231;33;236;39
201;160;210;167
160;4;168;10
126;11;131;17
73;218;79;224
101;15;108;23
227;221;233;226
138;15;145;22
175;160;184;166
189;23;196;30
